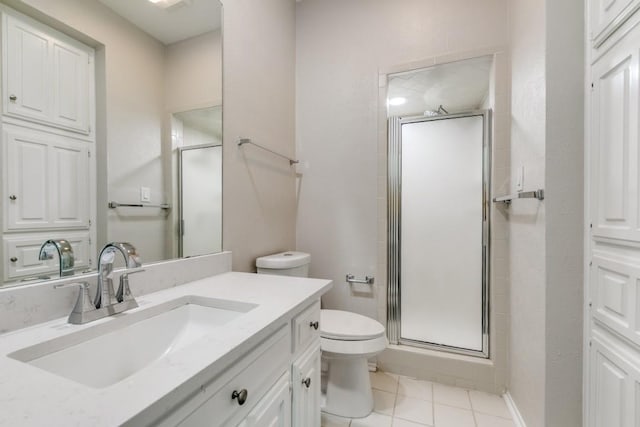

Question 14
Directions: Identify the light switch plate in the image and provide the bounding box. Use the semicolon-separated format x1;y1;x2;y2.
516;166;524;192
140;186;151;203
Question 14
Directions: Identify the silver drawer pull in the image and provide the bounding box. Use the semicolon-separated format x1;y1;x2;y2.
232;389;248;405
9;95;16;102
9;195;17;201
10;257;17;263
302;377;311;388
309;321;319;330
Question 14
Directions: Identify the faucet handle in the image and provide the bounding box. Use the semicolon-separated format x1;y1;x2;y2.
54;282;95;324
116;268;145;303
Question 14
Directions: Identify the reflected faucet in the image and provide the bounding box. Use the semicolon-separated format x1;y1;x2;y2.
38;239;75;277
95;242;142;309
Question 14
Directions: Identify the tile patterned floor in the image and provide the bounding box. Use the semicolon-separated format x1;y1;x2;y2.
321;371;516;427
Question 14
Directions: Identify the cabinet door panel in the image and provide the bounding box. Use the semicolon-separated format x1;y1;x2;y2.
52;40;90;134
590;0;640;46
237;375;291;427
589;332;640;427
50;139;89;228
292;342;321;427
5;129;49;229
4;14;51;122
591;26;640;241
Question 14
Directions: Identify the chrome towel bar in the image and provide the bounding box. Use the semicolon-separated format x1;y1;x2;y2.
108;201;170;209
237;137;299;166
492;189;545;205
346;274;375;285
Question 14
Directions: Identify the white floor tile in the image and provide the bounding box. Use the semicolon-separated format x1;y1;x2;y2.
391;417;428;426
394;395;434;426
351;412;393;427
397;377;433;401
373;389;396;416
432;383;471;410
469;390;512;419
370;371;399;393
475;412;516;427
322;412;352;427
433;404;475;427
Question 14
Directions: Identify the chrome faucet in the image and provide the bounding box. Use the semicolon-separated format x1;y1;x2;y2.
39;239;75;277
55;242;144;324
95;242;142;309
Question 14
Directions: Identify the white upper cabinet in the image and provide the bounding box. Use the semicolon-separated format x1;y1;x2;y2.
590;0;640;46
4;126;90;231
2;12;92;135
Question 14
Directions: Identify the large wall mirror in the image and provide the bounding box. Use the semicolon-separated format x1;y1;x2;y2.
0;0;223;287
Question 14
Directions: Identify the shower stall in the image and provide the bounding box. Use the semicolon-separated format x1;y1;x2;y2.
387;110;491;358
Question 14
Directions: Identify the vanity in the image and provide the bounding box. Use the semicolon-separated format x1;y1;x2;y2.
0;255;332;426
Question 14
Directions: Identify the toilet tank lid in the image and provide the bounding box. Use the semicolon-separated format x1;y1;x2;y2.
256;251;310;269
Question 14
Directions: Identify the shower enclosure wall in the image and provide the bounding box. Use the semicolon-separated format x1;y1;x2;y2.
387;111;491;358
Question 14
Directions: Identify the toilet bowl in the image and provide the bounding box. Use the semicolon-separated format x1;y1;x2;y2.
255;251;388;419
320;309;388;418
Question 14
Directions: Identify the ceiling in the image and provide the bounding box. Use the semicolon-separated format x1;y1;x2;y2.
98;0;222;45
387;56;493;117
175;106;222;136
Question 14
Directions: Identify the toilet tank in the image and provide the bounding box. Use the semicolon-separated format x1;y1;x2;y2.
256;251;310;278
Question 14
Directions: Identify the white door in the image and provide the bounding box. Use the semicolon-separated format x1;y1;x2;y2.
399;115;485;352
237;375;291;427
292;343;320;427
180;145;222;257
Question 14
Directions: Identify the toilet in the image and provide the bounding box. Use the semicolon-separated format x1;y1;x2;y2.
256;251;388;419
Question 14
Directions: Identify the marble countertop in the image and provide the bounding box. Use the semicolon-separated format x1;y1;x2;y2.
0;272;332;426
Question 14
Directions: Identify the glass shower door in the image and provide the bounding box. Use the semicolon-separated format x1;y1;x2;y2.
388;112;489;356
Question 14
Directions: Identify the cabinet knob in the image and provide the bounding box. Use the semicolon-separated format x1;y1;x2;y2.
231;389;248;405
9;195;17;201
10;257;17;263
309;321;319;330
302;377;311;388
9;95;16;102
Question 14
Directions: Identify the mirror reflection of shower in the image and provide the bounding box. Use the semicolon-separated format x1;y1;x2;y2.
386;55;494;358
172;106;222;258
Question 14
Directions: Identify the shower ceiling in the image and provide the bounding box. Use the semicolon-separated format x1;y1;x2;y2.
387;56;493;117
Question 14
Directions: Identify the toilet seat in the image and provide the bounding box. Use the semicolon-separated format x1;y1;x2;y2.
320;310;387;358
320;309;385;341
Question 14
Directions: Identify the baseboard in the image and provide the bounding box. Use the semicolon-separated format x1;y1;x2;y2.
503;391;527;427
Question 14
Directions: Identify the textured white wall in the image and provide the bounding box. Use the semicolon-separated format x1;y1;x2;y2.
295;0;509;321
222;0;297;272
544;0;584;425
508;0;547;425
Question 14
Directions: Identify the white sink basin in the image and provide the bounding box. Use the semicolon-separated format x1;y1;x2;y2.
9;296;257;388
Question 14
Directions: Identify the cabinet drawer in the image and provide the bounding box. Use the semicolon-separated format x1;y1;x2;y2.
167;326;291;427
293;301;321;354
3;231;90;281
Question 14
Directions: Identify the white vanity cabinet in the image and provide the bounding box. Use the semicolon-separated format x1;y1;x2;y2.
141;300;323;427
3;12;92;135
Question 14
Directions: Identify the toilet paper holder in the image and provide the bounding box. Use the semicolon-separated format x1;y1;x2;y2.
346;274;374;285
